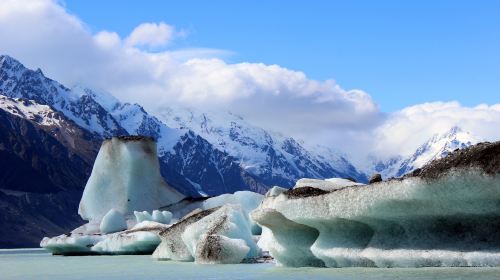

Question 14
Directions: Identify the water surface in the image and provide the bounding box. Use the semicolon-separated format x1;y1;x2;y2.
2;249;500;280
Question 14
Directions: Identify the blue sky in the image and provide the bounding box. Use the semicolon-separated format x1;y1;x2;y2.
64;0;500;111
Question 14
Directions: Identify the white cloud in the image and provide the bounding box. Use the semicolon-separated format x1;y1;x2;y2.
0;0;498;161
125;22;176;49
374;102;500;157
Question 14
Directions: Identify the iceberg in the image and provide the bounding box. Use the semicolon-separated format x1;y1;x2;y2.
92;222;167;254
40;234;104;255
152;208;219;261
78;136;185;222
252;142;500;267
182;205;260;264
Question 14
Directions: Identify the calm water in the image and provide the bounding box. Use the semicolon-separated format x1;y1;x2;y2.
2;249;500;280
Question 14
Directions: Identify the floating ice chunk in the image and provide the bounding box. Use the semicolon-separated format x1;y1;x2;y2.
134;211;153;223
92;231;161;255
252;208;325;267
152;210;172;224
202;191;264;234
134;210;172;224
92;221;168;255
40;234;104;255
99;209;127;234
152;208;218;261
78;136;185;222
182;205;260;263
195;234;250;264
294;178;364;191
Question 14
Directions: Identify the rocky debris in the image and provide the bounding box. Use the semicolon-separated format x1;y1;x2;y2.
369;173;382;184
408;141;500;179
113;135;154;142
284;187;329;199
152;207;219;261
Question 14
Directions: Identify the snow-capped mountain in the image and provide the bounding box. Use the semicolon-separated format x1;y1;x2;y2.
0;56;126;136
156;107;367;186
0;55;299;198
373;126;482;179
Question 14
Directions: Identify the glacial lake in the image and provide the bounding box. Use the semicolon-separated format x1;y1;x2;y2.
2;249;500;280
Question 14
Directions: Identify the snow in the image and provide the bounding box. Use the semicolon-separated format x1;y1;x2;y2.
99;209;127;234
78;137;185;222
369;126;482;179
252;172;500;267
155;106;365;185
0;95;64;127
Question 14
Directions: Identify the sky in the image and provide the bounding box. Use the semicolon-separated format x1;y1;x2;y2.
0;0;499;161
64;0;500;112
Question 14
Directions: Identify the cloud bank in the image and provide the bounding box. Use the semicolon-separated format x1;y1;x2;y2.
0;0;498;160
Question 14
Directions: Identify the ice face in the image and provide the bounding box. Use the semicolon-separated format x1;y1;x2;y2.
78;137;185;222
252;173;500;267
99;209;127;234
194;234;250;264
152;208;218;261
202;191;264;235
92;231;161;255
182;205;260;263
40;235;104;255
134;210;173;224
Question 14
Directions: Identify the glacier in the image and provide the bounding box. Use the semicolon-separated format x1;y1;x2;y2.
252;141;500;267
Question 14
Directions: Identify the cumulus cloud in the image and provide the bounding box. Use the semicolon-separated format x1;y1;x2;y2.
374;102;500;157
125;22;177;49
0;0;380;143
0;0;497;161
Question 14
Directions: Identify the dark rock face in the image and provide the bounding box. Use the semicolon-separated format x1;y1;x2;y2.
113;135;154;142
409;141;500;179
161;131;269;197
369;173;383;184
0;110;97;193
0;108;98;247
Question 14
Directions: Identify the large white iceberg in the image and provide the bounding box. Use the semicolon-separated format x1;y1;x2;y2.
252;173;500;267
78;136;185;222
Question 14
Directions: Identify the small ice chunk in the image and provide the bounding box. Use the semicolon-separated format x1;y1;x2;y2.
152;210;172;224
134;211;153;223
100;209;127;234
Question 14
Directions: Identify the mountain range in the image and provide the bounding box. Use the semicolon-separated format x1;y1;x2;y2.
0;55;481;247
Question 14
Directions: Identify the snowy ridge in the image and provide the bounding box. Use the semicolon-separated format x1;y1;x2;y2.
373;126;482;179
0;95;64;127
156;106;366;185
0;55;125;136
